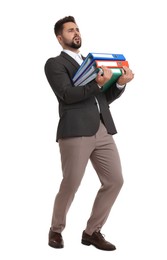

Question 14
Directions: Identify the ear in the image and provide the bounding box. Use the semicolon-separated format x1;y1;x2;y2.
57;35;62;44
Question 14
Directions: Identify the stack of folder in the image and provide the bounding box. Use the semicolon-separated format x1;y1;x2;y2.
72;52;129;92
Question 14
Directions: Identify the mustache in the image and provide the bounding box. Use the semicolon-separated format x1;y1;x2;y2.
73;36;81;41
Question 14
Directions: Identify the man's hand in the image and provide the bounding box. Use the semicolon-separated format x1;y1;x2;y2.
117;66;134;85
95;66;113;87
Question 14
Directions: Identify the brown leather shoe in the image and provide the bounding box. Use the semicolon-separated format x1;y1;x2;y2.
48;228;64;248
81;230;116;251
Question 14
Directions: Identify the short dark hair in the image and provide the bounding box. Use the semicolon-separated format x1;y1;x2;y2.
54;16;76;36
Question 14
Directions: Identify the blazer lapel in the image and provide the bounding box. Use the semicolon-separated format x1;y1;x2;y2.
60;51;80;69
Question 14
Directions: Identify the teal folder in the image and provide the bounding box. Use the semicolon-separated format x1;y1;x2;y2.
102;69;122;92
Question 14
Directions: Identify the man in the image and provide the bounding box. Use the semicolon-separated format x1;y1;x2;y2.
44;15;134;251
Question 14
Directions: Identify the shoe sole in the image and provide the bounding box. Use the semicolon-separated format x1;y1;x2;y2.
81;239;91;246
48;242;64;249
81;239;116;251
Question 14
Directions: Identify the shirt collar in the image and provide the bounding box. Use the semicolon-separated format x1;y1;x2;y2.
63;49;82;61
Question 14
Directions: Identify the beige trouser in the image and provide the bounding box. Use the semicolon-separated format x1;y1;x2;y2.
51;121;124;235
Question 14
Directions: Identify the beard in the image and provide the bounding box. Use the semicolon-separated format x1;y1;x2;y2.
63;36;82;49
70;41;82;49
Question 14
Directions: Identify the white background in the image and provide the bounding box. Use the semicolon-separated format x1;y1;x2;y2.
0;0;167;259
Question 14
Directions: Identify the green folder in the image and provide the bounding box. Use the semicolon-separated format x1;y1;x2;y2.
102;68;122;92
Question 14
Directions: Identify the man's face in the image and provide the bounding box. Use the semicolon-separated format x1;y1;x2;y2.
58;22;82;50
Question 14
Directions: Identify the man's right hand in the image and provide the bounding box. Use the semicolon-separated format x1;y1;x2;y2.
95;65;113;87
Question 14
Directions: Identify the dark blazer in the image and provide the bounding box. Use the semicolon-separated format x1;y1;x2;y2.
44;51;125;141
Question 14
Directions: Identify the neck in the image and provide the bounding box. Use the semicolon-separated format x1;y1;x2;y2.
63;47;80;54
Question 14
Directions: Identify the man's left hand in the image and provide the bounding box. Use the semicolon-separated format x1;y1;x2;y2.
117;66;134;85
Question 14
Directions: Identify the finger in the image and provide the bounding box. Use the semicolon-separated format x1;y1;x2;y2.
98;69;103;76
101;65;107;70
122;66;130;73
121;68;125;75
101;66;112;76
123;66;134;76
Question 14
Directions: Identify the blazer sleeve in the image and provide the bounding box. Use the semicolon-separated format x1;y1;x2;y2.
44;58;101;104
104;82;126;104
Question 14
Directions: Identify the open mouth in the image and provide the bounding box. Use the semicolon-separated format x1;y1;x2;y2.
74;37;80;42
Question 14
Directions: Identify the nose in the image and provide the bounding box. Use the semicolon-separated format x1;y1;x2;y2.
75;29;80;35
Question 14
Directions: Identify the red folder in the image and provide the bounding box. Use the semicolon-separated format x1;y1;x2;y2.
95;60;129;68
